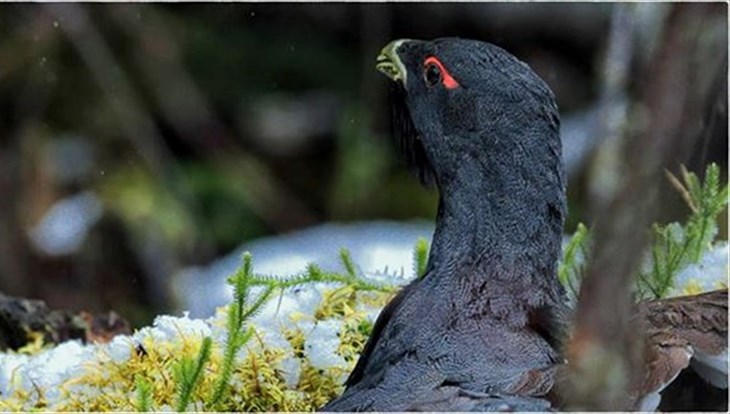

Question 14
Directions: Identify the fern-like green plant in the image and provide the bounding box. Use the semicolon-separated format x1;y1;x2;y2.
173;336;212;412
209;253;257;409
558;223;590;300
670;164;728;262
638;163;728;299
413;237;430;278
339;248;359;280
134;375;153;412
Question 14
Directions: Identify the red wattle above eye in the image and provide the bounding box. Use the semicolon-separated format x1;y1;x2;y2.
424;56;459;89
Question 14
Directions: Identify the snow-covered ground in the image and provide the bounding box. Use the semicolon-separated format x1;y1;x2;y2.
1;221;726;410
668;241;729;296
0;280;385;410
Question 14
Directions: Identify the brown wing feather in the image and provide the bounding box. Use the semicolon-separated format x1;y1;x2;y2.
631;289;728;409
638;289;728;355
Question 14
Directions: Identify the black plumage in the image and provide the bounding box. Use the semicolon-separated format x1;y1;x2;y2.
323;38;569;411
321;37;729;412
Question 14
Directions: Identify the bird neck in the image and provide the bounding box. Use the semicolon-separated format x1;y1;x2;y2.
426;153;565;297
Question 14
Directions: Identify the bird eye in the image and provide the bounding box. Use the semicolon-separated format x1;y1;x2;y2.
422;56;459;89
424;63;442;87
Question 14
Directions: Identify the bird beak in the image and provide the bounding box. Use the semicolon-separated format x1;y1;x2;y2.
376;39;409;84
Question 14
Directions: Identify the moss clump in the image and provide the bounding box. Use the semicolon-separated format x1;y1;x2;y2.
0;249;396;412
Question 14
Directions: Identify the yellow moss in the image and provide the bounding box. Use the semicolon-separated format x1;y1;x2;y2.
16;331;48;355
309;285;392;368
296;362;345;409
0;281;398;411
337;317;372;365
319;284;394;318
314;285;359;320
681;279;704;296
338;290;393;364
284;326;307;359
359;289;396;309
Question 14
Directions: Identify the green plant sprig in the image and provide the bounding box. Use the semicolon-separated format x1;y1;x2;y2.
134;375;153;412
173;336;212;412
239;252;397;298
638;163;728;299
208;253;257;409
413;237;430;278
559;223;590;300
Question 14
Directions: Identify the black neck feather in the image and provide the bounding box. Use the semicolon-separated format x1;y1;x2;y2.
391;84;435;186
424;133;567;320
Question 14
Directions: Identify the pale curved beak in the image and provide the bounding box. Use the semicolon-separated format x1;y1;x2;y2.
376;39;410;84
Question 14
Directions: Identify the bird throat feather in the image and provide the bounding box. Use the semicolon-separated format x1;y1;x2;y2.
390;84;436;186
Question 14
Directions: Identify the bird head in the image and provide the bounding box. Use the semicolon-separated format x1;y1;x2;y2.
376;38;563;195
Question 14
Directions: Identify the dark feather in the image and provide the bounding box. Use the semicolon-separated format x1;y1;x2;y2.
343;280;418;387
390;84;436;186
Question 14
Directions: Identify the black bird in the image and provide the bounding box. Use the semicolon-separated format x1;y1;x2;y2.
323;38;569;411
321;38;728;412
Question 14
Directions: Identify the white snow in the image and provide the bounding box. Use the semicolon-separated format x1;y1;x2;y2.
0;353;29;398
305;319;347;370
668;241;729;297
0;340;92;405
279;356;302;388
106;335;135;363
135;313;212;344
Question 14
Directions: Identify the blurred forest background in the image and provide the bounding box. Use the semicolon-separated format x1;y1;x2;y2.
0;3;726;327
